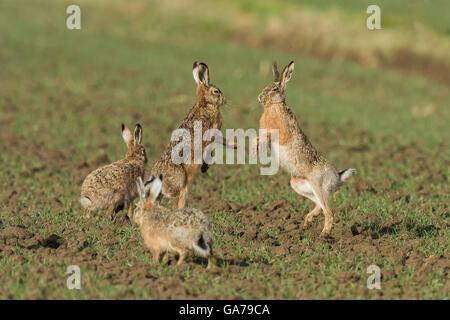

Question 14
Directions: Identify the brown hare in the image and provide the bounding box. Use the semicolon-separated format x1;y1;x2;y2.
80;124;147;220
134;175;216;267
254;61;356;237
151;61;232;209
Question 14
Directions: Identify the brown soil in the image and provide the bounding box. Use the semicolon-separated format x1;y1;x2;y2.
0;130;448;299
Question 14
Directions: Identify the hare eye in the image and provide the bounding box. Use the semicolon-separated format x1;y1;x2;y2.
213;89;219;94
272;87;279;92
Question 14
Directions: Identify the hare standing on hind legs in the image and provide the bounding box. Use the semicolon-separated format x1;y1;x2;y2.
134;176;216;268
254;61;356;237
80;124;148;220
151;61;233;209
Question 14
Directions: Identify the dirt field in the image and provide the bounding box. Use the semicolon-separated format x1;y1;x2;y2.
0;0;448;299
1;126;447;299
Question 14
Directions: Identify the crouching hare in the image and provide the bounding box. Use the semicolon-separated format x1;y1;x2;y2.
80;124;147;220
254;61;356;237
134;175;216;268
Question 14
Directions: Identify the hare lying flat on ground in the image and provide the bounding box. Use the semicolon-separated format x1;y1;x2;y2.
151;61;234;209
254;61;356;237
134;176;216;267
80;124;147;220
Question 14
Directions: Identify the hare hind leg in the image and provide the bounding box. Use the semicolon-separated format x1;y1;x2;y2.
304;205;322;228
176;248;189;266
83;208;91;219
309;182;333;237
127;200;134;220
176;186;187;209
290;177;321;227
207;247;217;269
152;249;161;264
107;203;117;221
161;251;169;264
175;165;197;209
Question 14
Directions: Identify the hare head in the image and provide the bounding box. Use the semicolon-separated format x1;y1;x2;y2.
258;61;295;105
193;61;226;107
122;123;147;164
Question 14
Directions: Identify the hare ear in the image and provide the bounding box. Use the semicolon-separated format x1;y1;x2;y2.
280;61;294;93
150;175;163;201
122;124;133;146
134;124;142;145
193;61;210;86
272;61;280;82
136;177;146;201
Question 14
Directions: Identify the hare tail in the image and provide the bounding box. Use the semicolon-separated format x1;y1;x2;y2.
80;196;92;208
192;233;211;257
338;168;356;182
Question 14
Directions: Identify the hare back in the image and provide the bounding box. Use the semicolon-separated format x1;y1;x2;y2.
81;160;144;201
167;208;212;230
154;103;223;166
142;207;211;230
179;103;223;133
79;193;118;211
150;161;187;198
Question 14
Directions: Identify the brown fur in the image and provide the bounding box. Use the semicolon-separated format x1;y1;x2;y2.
151;62;227;209
80;124;147;220
255;61;356;237
134;176;216;267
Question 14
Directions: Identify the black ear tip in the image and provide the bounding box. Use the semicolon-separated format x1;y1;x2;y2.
144;176;155;186
159;174;163;181
136;123;142;129
193;61;208;72
289;60;295;65
121;124;125;131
